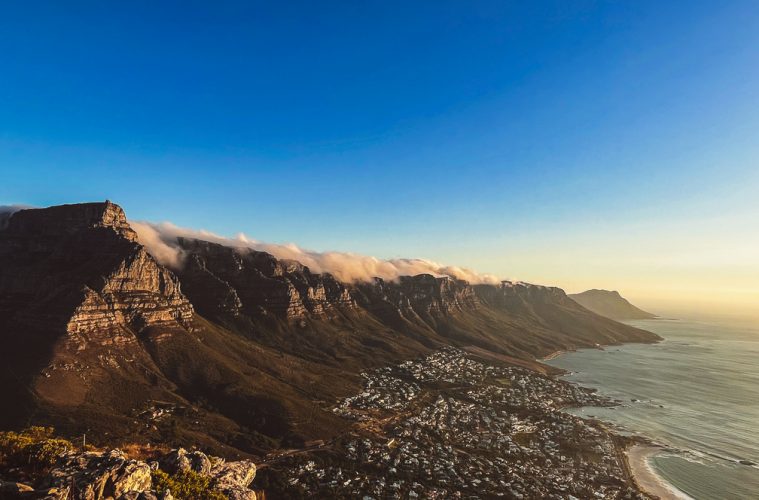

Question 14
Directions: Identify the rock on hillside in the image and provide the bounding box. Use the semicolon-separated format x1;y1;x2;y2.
46;449;153;499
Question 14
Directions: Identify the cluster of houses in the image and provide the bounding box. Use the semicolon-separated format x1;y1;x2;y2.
333;366;422;419
274;348;650;499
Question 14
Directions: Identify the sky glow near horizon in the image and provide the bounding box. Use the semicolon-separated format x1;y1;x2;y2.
1;1;758;321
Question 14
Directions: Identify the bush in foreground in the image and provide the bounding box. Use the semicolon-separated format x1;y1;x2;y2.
0;426;73;470
152;469;226;500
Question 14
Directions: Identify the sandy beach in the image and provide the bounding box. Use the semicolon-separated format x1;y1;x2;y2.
626;445;691;499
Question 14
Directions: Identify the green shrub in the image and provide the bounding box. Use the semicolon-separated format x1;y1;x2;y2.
0;427;73;470
152;469;226;500
25;438;74;467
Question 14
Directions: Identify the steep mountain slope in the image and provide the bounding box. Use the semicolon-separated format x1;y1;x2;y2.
0;202;193;332
175;239;658;363
569;289;657;320
0;202;660;457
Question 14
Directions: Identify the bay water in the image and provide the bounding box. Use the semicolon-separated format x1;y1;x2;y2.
546;318;759;499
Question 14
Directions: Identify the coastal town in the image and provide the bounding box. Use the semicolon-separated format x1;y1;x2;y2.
259;348;651;499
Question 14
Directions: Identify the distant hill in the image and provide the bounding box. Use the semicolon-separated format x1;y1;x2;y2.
569;289;657;320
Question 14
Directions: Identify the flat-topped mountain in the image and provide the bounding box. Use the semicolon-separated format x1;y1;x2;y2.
569;289;657;320
0;201;660;457
0;202;193;334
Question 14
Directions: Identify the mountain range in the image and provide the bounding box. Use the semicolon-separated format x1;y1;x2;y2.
0;201;659;457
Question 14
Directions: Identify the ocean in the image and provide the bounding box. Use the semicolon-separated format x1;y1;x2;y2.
546;318;759;500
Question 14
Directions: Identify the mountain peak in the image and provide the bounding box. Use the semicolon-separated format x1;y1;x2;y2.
3;201;137;241
569;289;656;320
0;201;192;334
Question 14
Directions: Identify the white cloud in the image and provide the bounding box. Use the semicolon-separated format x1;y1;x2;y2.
130;220;503;284
0;205;32;230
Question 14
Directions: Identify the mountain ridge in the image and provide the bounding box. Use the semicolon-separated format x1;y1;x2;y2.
0;201;660;456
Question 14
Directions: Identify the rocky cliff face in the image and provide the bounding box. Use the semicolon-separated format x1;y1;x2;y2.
351;274;479;330
0;202;193;335
396;274;479;315
175;237;355;321
169;235;660;352
474;280;571;309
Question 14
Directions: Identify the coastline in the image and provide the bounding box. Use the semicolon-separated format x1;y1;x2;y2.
626;445;690;499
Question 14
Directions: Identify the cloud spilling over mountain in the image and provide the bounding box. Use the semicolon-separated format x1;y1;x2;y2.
130;220;503;285
0;205;31;230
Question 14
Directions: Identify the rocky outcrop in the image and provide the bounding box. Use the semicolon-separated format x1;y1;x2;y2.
155;449;256;500
209;459;257;500
0;448;257;500
157;448;212;476
45;450;152;500
0;202;193;335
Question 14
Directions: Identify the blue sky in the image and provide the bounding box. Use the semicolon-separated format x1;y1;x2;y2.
1;1;758;317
